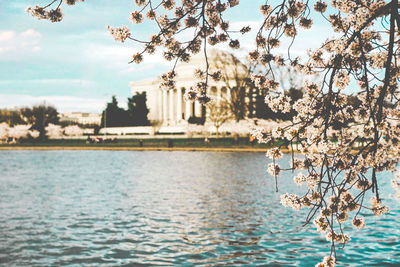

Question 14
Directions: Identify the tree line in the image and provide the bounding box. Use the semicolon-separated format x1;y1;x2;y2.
0;104;58;140
0;92;151;140
101;92;150;127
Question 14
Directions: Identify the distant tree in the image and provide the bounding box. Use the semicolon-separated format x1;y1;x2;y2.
207;100;232;138
255;94;268;119
93;125;100;135
101;96;128;127
127;92;150;126
64;125;84;136
8;125;32;140
188;116;205;125
20;103;59;139
0;122;10;141
0;109;25;126
45;123;63;139
214;52;253;122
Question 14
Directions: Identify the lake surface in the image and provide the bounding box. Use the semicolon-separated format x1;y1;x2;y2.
0;151;399;266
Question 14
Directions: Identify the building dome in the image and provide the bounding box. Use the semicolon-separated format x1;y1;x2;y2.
173;49;249;88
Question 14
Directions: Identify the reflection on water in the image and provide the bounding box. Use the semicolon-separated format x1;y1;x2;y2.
0;151;399;266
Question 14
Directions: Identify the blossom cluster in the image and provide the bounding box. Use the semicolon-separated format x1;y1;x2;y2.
26;0;84;22
107;25;131;43
26;5;64;22
265;94;292;113
266;147;283;160
315;256;335;267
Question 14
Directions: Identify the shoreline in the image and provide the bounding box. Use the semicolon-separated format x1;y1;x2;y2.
0;146;296;153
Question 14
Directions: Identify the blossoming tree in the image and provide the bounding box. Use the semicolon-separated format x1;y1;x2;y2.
7;125;32;141
63;125;84;137
0;122;10;142
28;0;400;265
45;123;63;139
207;99;231;137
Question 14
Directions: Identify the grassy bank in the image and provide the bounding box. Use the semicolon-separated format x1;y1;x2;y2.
0;137;291;151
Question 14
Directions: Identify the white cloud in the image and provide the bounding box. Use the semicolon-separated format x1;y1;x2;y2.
0;29;42;60
119;63;157;74
0;94;106;113
20;29;41;39
0;79;96;88
0;31;16;42
82;43;170;70
82;43;134;66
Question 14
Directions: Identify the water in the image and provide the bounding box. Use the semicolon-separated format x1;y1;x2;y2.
0;151;399;266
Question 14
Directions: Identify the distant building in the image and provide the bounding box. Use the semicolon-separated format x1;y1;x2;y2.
59;112;101;126
130;49;254;126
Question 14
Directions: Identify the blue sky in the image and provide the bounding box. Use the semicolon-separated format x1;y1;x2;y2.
0;0;328;113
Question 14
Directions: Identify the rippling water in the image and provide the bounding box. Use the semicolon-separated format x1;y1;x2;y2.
0;151;399;266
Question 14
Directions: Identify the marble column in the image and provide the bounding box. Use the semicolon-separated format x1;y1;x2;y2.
162;89;168;122
195;101;201;117
177;88;182;122
185;92;191;120
169;89;174;124
158;89;163;121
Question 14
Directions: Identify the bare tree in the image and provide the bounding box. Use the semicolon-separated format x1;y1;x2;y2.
276;65;304;91
213;52;253;122
207;100;231;138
